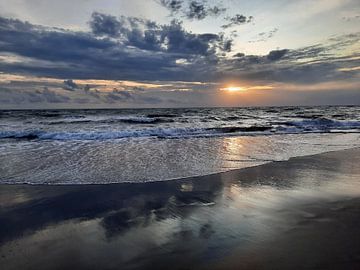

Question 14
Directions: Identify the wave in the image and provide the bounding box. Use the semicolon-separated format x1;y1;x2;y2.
146;113;178;118
1;118;360;141
0;126;274;141
42;116;173;125
284;118;360;130
210;126;272;133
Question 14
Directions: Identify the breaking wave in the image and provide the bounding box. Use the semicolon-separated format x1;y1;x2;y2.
283;118;360;130
0;126;272;141
1;118;360;141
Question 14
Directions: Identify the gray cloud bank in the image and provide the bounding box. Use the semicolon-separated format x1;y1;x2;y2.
0;15;358;84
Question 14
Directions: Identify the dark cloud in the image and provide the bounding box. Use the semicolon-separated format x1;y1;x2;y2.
84;84;91;92
221;39;232;52
106;89;164;105
87;89;101;99
106;92;126;102
187;1;207;20
207;6;227;17
0;15;358;92
0;16;219;81
0;14;237;84
158;0;227;20
159;0;183;13
285;44;327;60
267;49;288;61
8;87;71;104
89;12;122;37
112;89;133;99
89;13;231;56
63;79;78;91
233;52;245;58
222;33;360;84
222;14;253;29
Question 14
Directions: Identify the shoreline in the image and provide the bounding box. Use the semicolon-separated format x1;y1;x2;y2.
1;146;359;187
1;147;360;269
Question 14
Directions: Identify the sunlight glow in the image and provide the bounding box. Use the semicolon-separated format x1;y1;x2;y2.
220;86;246;92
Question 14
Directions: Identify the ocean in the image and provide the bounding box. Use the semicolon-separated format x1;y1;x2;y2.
1;106;360;184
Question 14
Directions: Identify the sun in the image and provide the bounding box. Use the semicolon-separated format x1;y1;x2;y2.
220;86;247;92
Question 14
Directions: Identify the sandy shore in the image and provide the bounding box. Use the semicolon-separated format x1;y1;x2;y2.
0;148;360;270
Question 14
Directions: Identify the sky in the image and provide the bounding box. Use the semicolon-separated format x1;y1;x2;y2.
0;0;359;108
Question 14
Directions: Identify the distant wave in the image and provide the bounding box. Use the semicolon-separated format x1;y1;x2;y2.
0;126;273;141
283;118;360;130
1;119;360;141
41;116;174;125
146;113;178;118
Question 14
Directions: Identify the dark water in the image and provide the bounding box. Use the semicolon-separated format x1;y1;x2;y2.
0;106;360;184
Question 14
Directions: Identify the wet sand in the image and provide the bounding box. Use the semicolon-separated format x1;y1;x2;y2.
0;148;360;270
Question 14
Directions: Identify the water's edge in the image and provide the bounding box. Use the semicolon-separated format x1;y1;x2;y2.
2;146;358;187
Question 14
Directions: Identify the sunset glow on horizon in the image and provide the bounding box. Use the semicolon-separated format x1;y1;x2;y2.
220;86;247;93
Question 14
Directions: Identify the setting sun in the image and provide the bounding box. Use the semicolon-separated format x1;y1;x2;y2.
220;86;247;92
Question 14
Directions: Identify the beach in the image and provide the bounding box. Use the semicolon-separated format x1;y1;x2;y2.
1;1;360;268
1;147;359;270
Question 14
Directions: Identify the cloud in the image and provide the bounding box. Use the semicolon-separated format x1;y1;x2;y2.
158;0;227;20
106;92;126;103
342;15;360;22
0;14;359;97
63;79;78;91
187;1;207;20
84;84;91;92
221;33;360;85
207;6;227;17
249;28;278;43
39;87;71;103
112;89;133;99
89;13;231;56
233;52;245;58
2;87;71;104
267;49;288;61
89;12;122;38
105;88;166;105
0;16;218;81
0;14;235;84
222;14;253;29
159;0;183;13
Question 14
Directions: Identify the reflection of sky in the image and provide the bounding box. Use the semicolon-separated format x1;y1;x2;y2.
1;148;360;269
